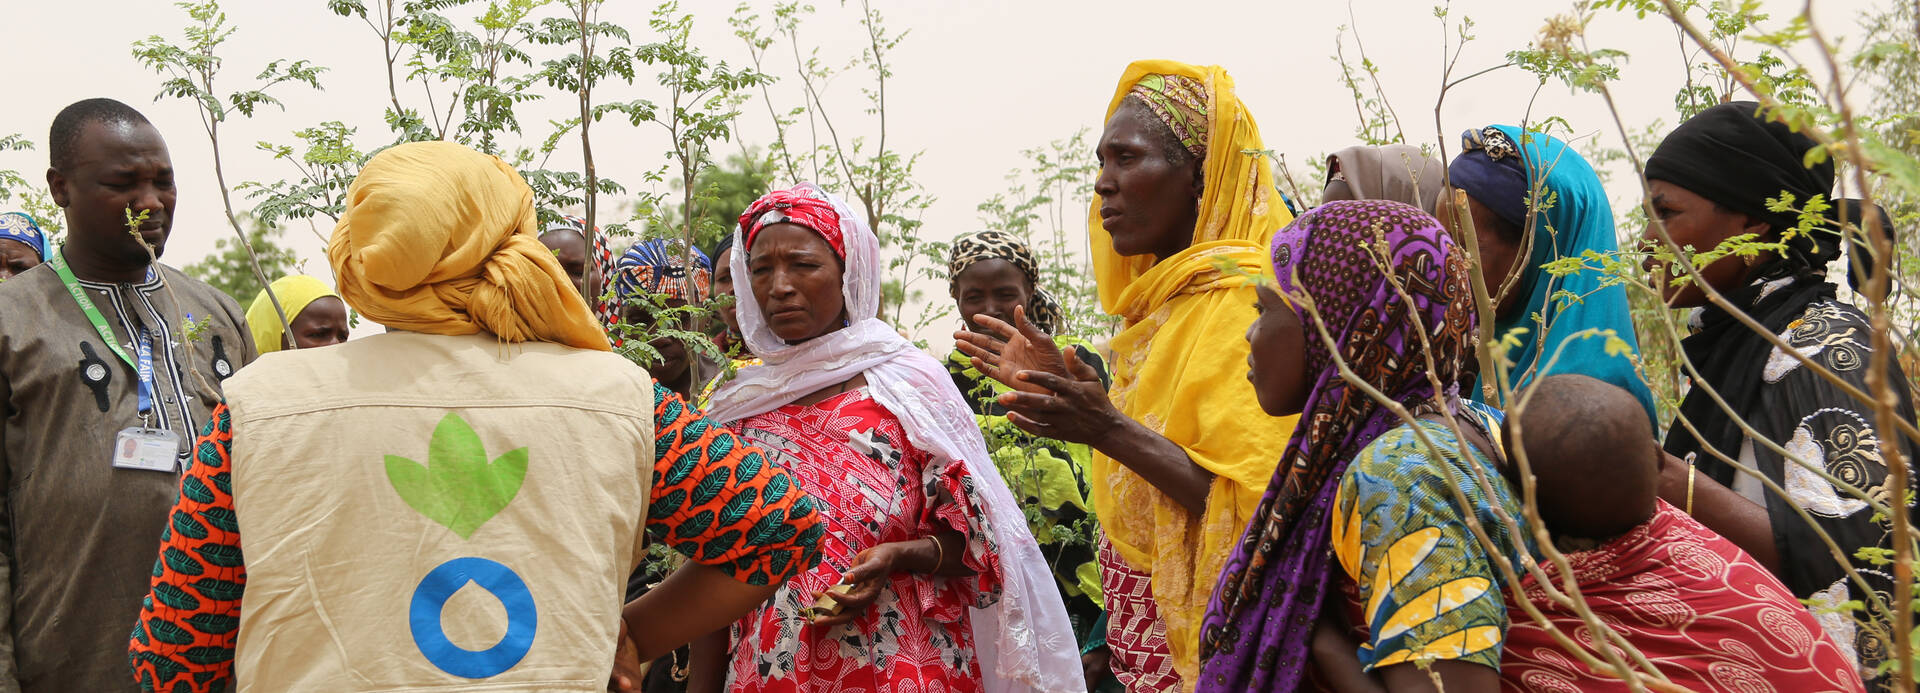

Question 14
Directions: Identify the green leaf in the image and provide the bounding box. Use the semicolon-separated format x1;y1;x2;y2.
704;431;736;466
154;582;201;611
172;510;209;541
193;543;245;568
720;486;758;526
1802;144;1830;168
180;476;216;504
662;444;699;486
745;507;788;547
185;612;240;635
699;529;742;560
147;617;196;645
134;651;186;679
199;507;240;534
689;464;730;507
1603;331;1634;358
163;547;206;577
761;469;788;504
732;446;761;480
675;509;715;539
189;577;246;603
184;645;235;665
383;412;529;539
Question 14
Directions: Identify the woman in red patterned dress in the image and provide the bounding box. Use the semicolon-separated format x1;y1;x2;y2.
697;184;1085;693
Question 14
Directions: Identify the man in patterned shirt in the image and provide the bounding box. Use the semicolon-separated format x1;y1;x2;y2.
129;141;822;692
0;98;255;693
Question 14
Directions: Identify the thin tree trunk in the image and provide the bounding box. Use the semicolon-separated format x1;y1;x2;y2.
577;0;599;305
201;64;292;347
383;0;403;119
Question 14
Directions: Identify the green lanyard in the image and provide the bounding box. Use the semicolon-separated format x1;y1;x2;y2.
49;250;160;415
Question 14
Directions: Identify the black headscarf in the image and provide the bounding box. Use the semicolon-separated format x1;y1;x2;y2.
1646;103;1898;294
1647;103;1834;225
1835;199;1897;294
709;232;736;265
1651;101;1846;470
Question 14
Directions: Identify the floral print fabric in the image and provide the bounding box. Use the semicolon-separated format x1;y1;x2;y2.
727;389;1003;692
1501;500;1863;692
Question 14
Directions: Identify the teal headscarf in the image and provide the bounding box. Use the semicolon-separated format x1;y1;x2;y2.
1453;125;1657;424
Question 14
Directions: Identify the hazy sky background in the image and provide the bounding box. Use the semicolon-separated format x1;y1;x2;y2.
0;0;1880;339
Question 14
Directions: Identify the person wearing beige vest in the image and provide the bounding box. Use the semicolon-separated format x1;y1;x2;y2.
128;141;824;693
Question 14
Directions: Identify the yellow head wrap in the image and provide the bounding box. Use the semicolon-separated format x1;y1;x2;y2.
1088;60;1297;686
247;275;340;354
328;141;610;351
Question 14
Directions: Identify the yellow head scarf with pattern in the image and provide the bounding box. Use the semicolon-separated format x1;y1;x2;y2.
1088;60;1297;686
247;275;340;354
328;141;610;351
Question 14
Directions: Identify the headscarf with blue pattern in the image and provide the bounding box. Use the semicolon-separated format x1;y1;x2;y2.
0;212;47;260
614;238;711;303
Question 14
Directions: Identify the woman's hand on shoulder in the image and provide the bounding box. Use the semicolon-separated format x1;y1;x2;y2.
954;306;1069;394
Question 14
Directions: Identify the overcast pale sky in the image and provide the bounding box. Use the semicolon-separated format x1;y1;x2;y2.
0;0;1879;338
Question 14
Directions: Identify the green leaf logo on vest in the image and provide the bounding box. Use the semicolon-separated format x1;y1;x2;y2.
389;412;539;680
385;413;529;539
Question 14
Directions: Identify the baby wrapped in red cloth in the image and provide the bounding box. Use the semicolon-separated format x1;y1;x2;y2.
1497;374;1863;692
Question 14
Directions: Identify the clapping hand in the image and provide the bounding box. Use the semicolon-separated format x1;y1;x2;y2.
994;348;1121;445
953;306;1069;394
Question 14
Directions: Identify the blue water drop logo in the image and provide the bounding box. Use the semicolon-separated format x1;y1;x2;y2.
408;557;538;678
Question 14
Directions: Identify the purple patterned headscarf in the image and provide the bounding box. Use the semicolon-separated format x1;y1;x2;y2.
1196;199;1477;691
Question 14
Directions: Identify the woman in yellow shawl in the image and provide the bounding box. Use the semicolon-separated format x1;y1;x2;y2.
246;275;350;353
956;60;1297;691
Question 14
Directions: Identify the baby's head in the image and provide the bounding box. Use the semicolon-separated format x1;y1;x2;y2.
1501;374;1658;542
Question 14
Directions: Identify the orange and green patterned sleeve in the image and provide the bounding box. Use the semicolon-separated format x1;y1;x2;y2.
126;390;823;692
129;404;243;693
646;385;823;586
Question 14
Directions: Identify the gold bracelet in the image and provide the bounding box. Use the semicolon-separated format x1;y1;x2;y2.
927;535;946;572
1685;454;1698;516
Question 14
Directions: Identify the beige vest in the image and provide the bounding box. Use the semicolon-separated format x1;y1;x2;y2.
221;332;656;692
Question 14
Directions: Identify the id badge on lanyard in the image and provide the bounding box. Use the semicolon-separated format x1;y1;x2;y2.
49;251;182;473
112;327;180;472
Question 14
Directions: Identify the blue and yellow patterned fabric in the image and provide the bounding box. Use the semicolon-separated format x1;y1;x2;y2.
1329;417;1534;672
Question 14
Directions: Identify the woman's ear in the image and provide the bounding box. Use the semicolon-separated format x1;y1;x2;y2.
1190;159;1206;203
1738;213;1775;266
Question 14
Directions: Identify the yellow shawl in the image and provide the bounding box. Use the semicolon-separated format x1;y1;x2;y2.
1089;60;1298;685
328;141;609;351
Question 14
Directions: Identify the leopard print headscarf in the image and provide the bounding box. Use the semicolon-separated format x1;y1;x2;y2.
947;230;1066;334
